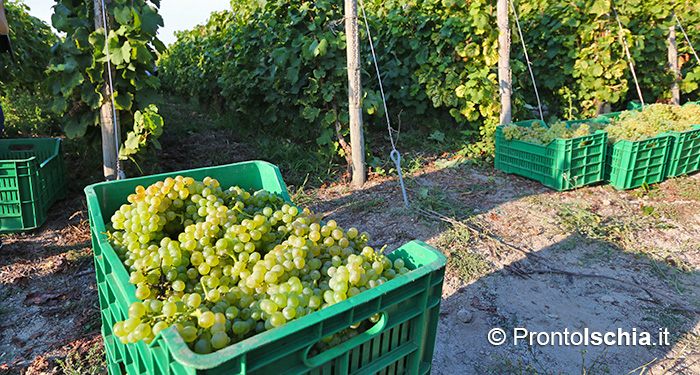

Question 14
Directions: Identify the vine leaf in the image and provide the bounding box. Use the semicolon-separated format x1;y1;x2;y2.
140;6;163;36
114;6;133;25
114;91;134;110
302;106;320;121
64;117;88;139
81;82;102;108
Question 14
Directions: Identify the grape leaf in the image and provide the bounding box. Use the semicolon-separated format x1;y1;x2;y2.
115;6;133;24
140;6;164;36
64;117;88;139
114;91;134;110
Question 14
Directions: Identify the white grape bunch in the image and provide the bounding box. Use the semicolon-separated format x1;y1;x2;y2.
502;120;599;145
604;103;700;143
107;176;409;354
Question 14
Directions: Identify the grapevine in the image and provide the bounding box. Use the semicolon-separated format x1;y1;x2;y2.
45;0;165;159
107;176;408;354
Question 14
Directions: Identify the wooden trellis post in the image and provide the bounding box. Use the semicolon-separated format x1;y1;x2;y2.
669;16;680;105
498;0;512;125
94;0;121;180
345;0;365;187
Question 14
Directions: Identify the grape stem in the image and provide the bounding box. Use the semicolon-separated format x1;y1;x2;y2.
233;206;254;218
201;279;209;296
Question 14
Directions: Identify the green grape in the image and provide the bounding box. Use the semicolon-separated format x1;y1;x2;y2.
172;280;186;292
163;302;177;317
135;284;151;300
123;317;140;333
128;301;147;319
225;306;239;320
153;321;169;336
107;177;414;353
194;339;212;354
232;321;248;335
134;323;152;341
210;322;226;334
282;306;296;320
211;331;230;349
199;311;216;328
269;312;286;327
187;293;202;308
260;299;278;314
113;321;126;337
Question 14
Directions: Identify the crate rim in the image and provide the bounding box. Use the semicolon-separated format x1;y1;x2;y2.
496;124;607;147
84;160;290;201
0;137;63;163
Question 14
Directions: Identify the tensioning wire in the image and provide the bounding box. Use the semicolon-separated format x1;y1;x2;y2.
611;0;644;106
510;0;545;123
675;14;700;66
358;0;409;207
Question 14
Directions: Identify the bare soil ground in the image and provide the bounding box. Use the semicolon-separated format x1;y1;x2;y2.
1;109;699;374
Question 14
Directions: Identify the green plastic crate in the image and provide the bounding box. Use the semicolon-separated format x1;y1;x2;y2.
84;161;447;375
606;135;673;190
598;111;626;120
562;118;610;127
627;101;644;111
0;138;67;233
494;120;608;191
661;125;700;178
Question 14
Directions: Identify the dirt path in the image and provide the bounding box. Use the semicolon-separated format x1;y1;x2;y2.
302;163;700;374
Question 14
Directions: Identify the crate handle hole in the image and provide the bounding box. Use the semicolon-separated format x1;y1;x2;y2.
645;142;658;148
9;144;36;151
302;311;388;368
579;140;592;147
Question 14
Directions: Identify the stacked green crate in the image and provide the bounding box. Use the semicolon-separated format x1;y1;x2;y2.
660;125;700;178
494;120;608;191
600;103;700;188
605;136;673;190
0;138;67;233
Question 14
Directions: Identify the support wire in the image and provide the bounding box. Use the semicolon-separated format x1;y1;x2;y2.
510;0;545;123
675;14;700;66
611;2;645;106
358;0;409;207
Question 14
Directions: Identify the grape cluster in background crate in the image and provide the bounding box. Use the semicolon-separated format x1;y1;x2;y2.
495;103;700;190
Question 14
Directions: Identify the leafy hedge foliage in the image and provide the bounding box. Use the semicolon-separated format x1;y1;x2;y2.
0;1;58;95
0;91;61;137
44;0;166;159
159;0;502;157
160;0;699;158
517;0;700;118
